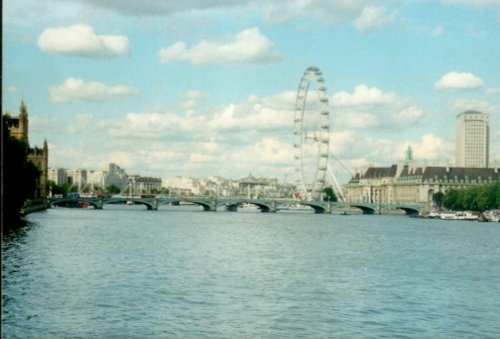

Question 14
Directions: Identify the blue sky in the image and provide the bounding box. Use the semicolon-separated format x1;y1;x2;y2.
3;0;500;183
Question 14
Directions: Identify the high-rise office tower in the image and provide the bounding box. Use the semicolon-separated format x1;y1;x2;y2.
456;111;489;168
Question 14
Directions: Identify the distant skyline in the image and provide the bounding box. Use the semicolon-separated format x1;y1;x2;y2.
3;0;500;183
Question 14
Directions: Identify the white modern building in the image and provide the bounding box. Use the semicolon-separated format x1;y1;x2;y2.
456;111;489;168
103;163;129;190
48;168;67;185
66;169;87;185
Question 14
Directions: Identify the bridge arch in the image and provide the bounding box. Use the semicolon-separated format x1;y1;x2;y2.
50;199;100;209
104;198;155;210
349;204;376;214
218;200;276;213
280;202;327;214
391;206;420;216
158;199;214;211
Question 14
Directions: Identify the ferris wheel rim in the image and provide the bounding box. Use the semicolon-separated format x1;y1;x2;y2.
293;66;330;200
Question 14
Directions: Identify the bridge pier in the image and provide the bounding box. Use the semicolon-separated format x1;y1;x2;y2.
150;199;158;211
95;199;103;210
261;201;277;213
201;198;218;212
324;202;332;214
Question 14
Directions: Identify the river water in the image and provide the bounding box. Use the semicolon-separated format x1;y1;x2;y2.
2;206;500;338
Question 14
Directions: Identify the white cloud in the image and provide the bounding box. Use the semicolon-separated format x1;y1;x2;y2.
111;92;293;139
453;98;497;113
49;78;139;103
486;87;500;95
399;134;454;162
159;28;280;65
442;0;500;7
354;6;395;33
77;0;245;16
179;90;207;110
332;85;397;106
434;72;483;90
431;26;445;36
330;85;425;131
59;0;389;24
38;24;129;58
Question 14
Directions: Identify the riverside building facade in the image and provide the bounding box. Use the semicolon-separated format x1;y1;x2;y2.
345;162;500;208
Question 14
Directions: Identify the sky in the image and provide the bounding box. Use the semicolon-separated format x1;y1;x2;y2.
3;0;500;184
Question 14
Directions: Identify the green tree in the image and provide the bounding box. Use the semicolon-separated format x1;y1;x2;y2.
322;187;338;202
47;181;78;195
443;189;462;210
432;192;445;209
443;184;500;212
3;116;40;226
106;184;121;194
48;180;62;195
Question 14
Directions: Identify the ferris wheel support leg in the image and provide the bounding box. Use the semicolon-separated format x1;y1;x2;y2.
327;164;345;202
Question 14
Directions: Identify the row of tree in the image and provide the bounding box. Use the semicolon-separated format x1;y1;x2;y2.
48;181;122;195
48;181;168;196
433;183;500;212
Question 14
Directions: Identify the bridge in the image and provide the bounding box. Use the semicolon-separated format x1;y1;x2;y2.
48;196;423;215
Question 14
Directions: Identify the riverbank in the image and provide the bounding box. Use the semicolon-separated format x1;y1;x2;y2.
20;201;48;216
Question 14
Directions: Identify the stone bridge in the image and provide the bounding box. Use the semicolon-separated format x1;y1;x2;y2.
49;196;423;215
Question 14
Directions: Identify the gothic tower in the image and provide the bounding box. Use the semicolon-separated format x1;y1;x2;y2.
19;100;29;141
4;101;49;203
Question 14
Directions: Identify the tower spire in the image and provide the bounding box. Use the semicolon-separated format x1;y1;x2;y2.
19;100;29;141
20;100;28;119
404;146;413;166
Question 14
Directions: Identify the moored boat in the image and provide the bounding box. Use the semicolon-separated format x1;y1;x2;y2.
439;211;479;220
440;213;458;220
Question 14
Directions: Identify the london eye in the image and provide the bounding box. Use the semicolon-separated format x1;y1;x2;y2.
293;66;330;201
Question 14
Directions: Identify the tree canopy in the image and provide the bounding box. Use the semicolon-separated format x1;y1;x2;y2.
443;183;500;212
322;187;338;202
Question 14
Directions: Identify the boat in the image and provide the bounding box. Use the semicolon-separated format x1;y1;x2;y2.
485;210;500;222
440;213;458;220
440;211;478;221
126;201;134;205
239;203;260;211
455;211;479;220
278;204;313;212
79;202;90;209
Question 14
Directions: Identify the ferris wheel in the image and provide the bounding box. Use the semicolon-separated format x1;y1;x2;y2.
293;66;330;201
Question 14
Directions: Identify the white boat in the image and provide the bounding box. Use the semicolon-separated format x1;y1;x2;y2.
440;213;458;220
278;204;313;212
455;211;479;220
440;211;478;221
485;210;500;222
239;203;260;211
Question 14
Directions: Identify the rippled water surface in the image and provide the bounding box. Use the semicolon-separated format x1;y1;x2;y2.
3;206;500;338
